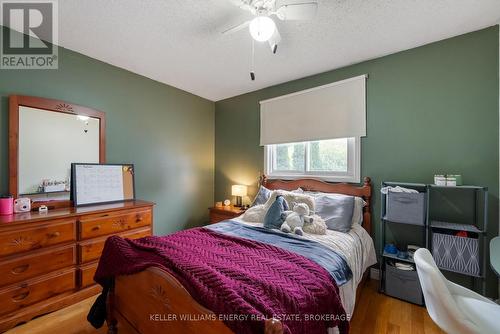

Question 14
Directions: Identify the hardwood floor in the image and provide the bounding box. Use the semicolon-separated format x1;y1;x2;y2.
7;279;444;334
350;280;444;334
6;295;106;334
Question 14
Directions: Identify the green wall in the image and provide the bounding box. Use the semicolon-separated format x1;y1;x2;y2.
0;27;215;236
215;26;499;297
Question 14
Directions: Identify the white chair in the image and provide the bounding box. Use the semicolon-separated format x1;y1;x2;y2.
413;248;500;334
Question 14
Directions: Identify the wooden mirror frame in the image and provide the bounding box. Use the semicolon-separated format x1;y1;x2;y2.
9;95;106;209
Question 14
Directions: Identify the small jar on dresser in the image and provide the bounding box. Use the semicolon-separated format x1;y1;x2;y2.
0;200;154;332
208;205;246;224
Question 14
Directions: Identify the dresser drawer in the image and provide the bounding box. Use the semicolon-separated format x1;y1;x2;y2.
79;262;98;288
0;245;76;287
79;209;151;240
0;220;76;257
0;268;76;316
78;227;151;264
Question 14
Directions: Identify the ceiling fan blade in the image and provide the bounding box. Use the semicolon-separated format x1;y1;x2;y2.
275;2;318;20
222;20;251;35
229;0;256;14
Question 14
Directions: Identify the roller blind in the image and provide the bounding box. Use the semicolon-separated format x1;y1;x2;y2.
260;74;367;146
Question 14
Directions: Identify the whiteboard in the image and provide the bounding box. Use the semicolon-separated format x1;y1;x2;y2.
72;164;135;206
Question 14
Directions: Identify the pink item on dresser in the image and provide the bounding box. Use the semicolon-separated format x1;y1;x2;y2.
0;196;14;215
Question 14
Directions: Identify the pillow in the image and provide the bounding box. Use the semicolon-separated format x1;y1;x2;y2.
264;190;314;213
282;192;315;213
312;193;355;232
251;185;272;206
263;195;286;229
241;204;267;223
304;190;366;227
263;190;289;211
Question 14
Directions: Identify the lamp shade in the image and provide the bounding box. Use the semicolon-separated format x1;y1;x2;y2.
231;185;248;197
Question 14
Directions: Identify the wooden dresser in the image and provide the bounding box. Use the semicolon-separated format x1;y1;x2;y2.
0;200;154;332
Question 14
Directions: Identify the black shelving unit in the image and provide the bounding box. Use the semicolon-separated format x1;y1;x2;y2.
379;181;427;305
379;182;488;299
428;185;488;295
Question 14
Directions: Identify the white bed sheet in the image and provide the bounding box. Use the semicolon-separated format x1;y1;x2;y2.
231;217;377;317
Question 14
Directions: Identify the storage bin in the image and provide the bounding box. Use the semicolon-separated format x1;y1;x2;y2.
432;233;480;276
386;192;426;225
384;262;424;305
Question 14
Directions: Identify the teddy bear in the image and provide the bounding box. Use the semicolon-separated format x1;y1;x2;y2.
303;215;327;235
280;202;312;236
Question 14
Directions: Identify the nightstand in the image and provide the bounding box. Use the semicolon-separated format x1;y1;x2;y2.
209;205;246;224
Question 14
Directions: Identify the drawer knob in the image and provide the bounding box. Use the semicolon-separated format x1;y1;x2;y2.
91;225;101;231
136;216;143;223
48;231;60;238
12;290;30;301
11;264;30;274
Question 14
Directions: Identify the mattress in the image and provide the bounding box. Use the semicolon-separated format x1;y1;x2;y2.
232;217;377;317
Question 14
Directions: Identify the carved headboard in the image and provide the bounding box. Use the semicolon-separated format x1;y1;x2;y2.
261;175;373;235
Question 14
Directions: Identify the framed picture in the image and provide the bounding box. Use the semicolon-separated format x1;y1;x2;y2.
71;163;135;207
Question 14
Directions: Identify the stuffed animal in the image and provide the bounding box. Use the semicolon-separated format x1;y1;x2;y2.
280;202;311;236
303;215;327;235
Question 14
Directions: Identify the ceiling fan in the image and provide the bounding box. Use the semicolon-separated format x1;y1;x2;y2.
223;0;318;79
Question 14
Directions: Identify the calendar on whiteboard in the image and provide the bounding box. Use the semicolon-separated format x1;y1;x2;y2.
71;163;135;206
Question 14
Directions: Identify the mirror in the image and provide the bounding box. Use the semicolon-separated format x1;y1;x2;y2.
9;95;105;207
19;107;100;195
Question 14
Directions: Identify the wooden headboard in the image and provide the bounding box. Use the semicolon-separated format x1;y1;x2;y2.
261;175;372;235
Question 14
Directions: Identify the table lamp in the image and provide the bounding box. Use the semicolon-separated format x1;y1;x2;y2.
231;185;247;207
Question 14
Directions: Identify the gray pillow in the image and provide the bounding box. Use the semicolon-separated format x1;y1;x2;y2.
314;194;355;232
251;185;271;206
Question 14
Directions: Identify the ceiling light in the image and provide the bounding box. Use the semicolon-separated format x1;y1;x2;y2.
249;16;276;42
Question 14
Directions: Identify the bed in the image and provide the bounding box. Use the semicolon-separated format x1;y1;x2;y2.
100;176;376;334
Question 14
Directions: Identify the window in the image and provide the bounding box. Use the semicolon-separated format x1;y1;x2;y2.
264;137;360;182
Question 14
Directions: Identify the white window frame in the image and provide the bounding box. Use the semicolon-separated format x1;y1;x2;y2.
264;137;361;183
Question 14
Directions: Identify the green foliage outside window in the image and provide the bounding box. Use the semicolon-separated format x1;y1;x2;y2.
274;138;348;173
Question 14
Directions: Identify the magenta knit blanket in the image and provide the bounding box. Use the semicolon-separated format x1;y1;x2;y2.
94;228;349;334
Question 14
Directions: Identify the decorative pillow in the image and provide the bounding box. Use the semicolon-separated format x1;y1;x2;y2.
282;192;315;213
313;193;355;232
264;190;313;213
241;204;267;223
251;185;272;207
263;195;286;229
263;191;289;211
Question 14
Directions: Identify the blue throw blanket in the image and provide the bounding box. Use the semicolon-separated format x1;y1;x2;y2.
206;220;352;286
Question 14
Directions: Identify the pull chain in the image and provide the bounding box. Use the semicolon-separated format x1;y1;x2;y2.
250;39;255;81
